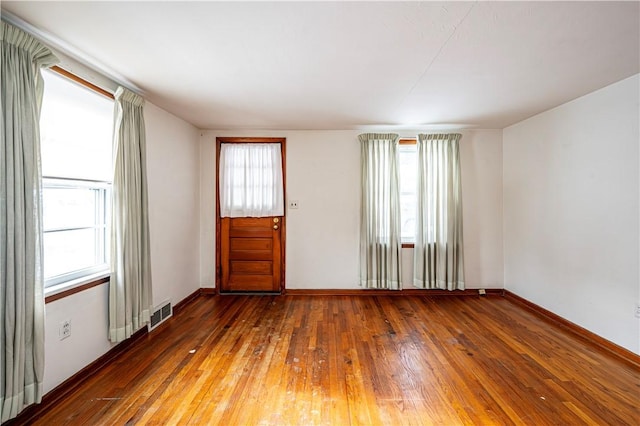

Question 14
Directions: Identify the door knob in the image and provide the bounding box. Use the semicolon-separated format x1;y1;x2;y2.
273;218;279;223
273;225;279;230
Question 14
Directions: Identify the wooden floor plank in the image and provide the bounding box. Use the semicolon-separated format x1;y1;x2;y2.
19;295;640;426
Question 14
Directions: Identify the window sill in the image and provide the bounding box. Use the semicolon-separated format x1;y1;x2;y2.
401;243;437;248
44;271;110;304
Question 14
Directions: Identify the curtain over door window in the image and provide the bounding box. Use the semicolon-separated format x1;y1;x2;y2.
219;143;284;218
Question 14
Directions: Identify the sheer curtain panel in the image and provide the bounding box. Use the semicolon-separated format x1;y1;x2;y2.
414;133;465;290
1;22;58;422
359;133;402;289
219;143;284;217
109;87;153;343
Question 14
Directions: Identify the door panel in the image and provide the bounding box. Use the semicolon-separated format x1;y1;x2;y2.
229;227;272;238
230;238;272;251
228;275;273;290
231;261;272;274
230;250;272;261
220;216;282;292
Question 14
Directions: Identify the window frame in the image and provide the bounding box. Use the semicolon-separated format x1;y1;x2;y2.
40;66;115;298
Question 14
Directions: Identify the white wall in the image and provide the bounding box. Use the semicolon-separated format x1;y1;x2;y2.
199;129;503;290
43;103;201;393
503;74;640;354
460;130;504;289
145;102;201;307
43;284;112;394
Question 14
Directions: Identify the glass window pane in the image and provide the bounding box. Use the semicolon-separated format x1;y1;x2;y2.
40;70;113;181
399;145;417;242
44;228;105;279
43;186;101;231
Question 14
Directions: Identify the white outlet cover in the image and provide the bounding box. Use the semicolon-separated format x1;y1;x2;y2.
60;320;71;340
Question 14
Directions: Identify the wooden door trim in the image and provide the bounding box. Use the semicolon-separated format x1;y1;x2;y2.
215;137;286;295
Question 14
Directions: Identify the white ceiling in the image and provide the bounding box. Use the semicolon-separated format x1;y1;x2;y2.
2;1;639;130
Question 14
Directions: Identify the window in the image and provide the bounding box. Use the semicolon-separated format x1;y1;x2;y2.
40;69;114;287
398;140;417;243
219;143;284;218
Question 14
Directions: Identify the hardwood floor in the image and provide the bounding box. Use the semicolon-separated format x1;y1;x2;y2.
22;295;640;425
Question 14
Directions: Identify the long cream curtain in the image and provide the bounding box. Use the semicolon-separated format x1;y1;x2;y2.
414;133;464;290
359;133;402;289
109;87;153;343
0;22;58;422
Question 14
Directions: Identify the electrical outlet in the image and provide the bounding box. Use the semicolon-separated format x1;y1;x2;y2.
289;200;299;209
635;304;640;319
60;319;71;340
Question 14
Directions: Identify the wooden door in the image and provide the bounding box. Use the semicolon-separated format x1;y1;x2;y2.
220;217;282;292
216;137;286;294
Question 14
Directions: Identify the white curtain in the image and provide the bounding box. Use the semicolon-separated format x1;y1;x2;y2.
1;22;58;422
414;133;465;290
109;87;153;343
359;133;402;289
219;143;284;217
